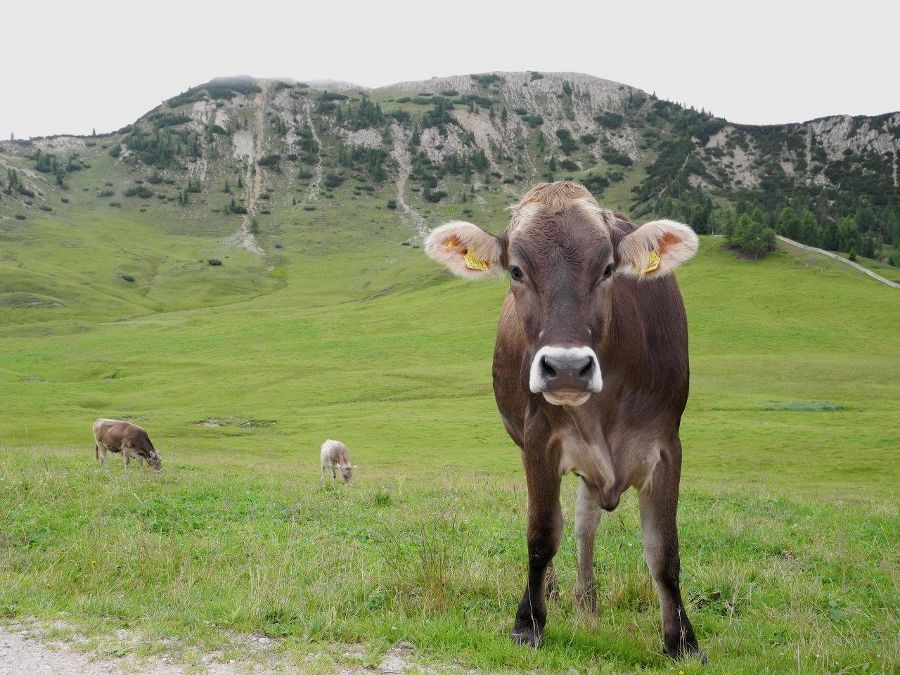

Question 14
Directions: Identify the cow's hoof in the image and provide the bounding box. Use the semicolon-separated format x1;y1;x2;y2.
510;627;542;648
574;587;597;614
664;638;706;664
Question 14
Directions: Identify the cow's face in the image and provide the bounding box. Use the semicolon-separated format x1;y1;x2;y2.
142;448;162;472
338;464;355;482
425;182;698;407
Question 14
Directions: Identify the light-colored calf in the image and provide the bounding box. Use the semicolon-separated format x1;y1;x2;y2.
320;439;355;483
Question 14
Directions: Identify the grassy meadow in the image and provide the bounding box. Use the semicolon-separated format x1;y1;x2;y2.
0;176;898;672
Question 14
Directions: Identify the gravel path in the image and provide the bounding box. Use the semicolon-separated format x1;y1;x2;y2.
0;625;185;674
0;624;430;674
777;235;899;288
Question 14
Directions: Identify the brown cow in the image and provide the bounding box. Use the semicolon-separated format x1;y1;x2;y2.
424;182;702;660
92;418;162;471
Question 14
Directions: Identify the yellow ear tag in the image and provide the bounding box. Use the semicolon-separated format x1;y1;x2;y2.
464;251;491;271
642;250;661;274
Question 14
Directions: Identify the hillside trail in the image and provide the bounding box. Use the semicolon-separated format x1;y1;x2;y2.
303;97;323;200
229;85;266;255
389;124;429;240
777;235;900;289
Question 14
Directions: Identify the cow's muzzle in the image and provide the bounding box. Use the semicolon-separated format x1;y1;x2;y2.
529;346;603;406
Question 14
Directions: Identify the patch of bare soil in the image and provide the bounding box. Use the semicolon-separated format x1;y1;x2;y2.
0;621;461;674
228;83;266;255
303;97;324;200
389;125;428;240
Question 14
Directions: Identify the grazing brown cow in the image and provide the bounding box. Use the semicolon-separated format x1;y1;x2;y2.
424;182;702;660
92;418;162;471
320;439;355;483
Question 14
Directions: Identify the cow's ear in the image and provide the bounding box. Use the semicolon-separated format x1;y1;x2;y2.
615;219;699;278
424;221;504;280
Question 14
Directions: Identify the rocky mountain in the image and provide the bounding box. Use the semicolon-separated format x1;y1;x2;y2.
1;72;897;262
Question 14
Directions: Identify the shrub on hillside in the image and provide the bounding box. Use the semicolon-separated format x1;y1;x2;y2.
471;74;503;86
207;258;222;266
423;189;447;203
124;186;155;198
555;129;577;155
724;213;777;259
258;154;280;167
228;198;248;214
324;173;344;189
595;111;624;128
601;147;633;167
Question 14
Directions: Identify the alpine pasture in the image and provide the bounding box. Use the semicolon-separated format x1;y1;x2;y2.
1;177;897;671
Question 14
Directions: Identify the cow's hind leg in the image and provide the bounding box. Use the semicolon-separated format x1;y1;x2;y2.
639;438;702;660
511;446;563;648
575;479;604;612
96;442;108;467
544;563;559;603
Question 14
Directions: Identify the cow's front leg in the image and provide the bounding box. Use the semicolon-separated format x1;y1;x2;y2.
511;428;562;648
639;437;702;661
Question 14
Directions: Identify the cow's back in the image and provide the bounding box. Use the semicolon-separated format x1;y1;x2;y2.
93;418;153;451
321;439;351;466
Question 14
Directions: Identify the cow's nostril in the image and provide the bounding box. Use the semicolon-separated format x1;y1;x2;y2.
578;358;594;378
540;356;557;378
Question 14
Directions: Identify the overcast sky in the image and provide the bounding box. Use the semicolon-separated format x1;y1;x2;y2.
3;1;898;139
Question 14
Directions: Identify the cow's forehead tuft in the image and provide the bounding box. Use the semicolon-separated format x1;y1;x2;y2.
508;199;615;237
514;181;594;212
508;181;615;236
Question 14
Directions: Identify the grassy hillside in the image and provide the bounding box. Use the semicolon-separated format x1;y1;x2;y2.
0;154;898;674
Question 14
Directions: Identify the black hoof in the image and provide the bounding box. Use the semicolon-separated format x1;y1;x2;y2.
665;638;706;664
511;627;542;648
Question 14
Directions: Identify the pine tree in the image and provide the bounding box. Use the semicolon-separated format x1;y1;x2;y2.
776;206;799;240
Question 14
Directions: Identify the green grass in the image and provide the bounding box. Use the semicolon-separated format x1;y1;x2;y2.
0;173;898;671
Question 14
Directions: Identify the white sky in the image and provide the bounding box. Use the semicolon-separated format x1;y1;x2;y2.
2;1;898;139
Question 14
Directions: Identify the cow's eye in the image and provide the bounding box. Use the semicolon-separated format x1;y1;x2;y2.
602;263;614;280
509;265;524;282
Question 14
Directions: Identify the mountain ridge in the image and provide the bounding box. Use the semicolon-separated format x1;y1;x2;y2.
1;71;897;266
